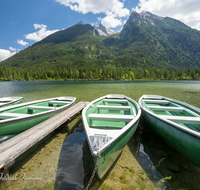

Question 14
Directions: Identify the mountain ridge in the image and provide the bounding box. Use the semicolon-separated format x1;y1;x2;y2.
1;11;200;69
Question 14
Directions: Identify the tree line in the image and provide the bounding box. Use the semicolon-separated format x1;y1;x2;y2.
0;66;200;81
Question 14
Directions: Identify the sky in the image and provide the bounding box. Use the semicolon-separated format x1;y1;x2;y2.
0;0;200;62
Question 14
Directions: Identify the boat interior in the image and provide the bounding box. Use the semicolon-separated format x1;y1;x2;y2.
142;97;200;132
86;97;137;129
0;97;74;120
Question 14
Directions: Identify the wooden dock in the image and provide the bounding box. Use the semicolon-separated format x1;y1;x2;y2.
0;101;89;172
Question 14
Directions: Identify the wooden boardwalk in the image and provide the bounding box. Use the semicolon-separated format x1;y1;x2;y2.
0;101;89;171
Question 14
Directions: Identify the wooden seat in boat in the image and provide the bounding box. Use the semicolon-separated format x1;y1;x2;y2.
161;115;200;124
143;99;169;104
88;113;134;122
147;106;184;112
103;99;128;103
28;106;55;111
97;105;131;110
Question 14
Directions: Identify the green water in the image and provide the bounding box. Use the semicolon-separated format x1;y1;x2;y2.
1;81;200;106
1;80;200;190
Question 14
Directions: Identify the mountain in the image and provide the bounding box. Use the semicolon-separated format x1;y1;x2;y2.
94;24;116;36
117;11;200;68
73;21;116;36
1;11;200;69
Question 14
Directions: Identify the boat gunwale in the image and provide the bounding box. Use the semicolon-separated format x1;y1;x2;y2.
0;97;23;108
82;94;141;157
0;97;76;125
138;95;200;139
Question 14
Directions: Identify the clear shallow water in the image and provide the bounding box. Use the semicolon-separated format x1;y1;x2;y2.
1;80;200;190
1;80;200;105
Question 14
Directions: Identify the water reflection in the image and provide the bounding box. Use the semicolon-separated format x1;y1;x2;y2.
0;135;15;144
54;117;200;190
133;117;200;190
129;118;173;189
54;126;85;190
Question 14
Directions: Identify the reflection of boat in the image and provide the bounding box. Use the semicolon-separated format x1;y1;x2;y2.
0;97;76;136
0;135;15;144
82;94;141;179
139;95;200;168
0;97;23;108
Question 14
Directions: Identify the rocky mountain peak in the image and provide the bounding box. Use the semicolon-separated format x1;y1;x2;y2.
73;21;116;37
94;23;116;36
128;11;163;25
120;11;163;40
76;21;84;25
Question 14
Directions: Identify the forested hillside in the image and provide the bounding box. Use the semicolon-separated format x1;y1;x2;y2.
1;11;200;81
1;65;200;81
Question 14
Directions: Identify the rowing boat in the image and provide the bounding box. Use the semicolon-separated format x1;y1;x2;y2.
0;96;76;137
139;95;200;167
0;97;23;108
82;94;141;179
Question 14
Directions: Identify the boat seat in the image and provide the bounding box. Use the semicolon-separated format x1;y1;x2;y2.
88;114;134;122
49;101;70;104
0;113;29;119
28;106;56;111
143;99;169;104
147;106;184;112
161;115;200;124
97;105;131;110
103;99;128;103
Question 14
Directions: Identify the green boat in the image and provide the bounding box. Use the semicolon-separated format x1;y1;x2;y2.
82;94;141;179
0;97;23;108
139;95;200;168
0;96;76;137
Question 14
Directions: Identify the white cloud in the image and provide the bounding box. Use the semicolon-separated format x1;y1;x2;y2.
9;47;16;52
123;20;127;25
100;14;122;28
133;0;200;30
17;40;29;46
0;49;16;62
55;0;130;28
25;24;59;42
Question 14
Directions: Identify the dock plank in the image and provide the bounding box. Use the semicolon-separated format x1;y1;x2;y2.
0;101;89;169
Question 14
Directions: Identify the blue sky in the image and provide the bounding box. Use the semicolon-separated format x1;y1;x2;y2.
1;0;200;62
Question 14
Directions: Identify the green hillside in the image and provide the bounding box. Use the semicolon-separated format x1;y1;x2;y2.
117;13;200;68
1;12;200;70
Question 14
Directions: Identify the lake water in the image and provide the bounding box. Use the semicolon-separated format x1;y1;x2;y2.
0;80;200;190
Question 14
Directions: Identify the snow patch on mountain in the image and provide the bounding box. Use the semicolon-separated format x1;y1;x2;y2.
94;24;116;36
129;11;163;25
